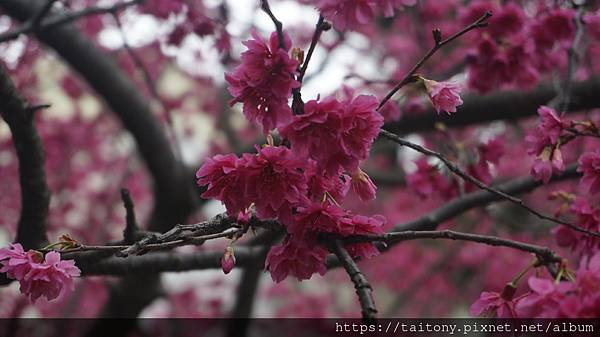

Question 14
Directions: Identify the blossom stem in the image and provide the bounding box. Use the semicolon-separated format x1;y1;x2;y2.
377;11;491;111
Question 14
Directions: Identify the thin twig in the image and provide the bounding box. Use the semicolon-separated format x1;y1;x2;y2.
345;230;561;265
259;0;284;48
297;15;328;83
292;15;330;115
331;240;377;322
377;11;491;111
120;188;138;244
379;129;600;237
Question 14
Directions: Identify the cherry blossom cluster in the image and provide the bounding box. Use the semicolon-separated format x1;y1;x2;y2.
471;251;600;318
198;29;391;282
462;2;576;93
0;244;80;303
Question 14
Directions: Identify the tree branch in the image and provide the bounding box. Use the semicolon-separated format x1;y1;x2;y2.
377;11;491;111
259;0;284;48
379;129;600;237
330;240;377;322
0;0;195;232
346;230;561;265
0;0;141;43
383;77;600;135
0;64;50;250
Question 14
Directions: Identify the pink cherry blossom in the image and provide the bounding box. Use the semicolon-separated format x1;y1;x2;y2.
537;106;566;144
469;283;519;318
20;251;81;302
422;79;463;114
241;145;309;221
225;31;299;134
196;154;249;215
0;243;41;280
265;236;328;282
578;149;600;195
554;198;600;255
530;147;564;184
515;277;573;318
281;94;382;175
2;247;81;303
350;168;377;202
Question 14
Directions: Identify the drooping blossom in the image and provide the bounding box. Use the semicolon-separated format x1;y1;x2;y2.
526;107;567;184
281;94;382;175
197;146;309;221
554;198;600;255
221;246;236;274
578;149;600;195
530;147;564;184
20;252;81;302
422;79;463;114
469;283;519;318
513;255;600;319
0;244;40;280
225;31;299;134
241;145;309;221
538;106;566;144
351;168;377;202
265;236;329;282
515;277;573;318
1;246;81;303
196;154;248;215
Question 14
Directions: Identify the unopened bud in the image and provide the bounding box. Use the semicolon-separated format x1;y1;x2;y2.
221;246;236;274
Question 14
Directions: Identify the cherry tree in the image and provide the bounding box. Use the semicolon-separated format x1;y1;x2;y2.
1;0;600;332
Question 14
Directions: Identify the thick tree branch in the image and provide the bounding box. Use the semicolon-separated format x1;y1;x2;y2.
383;77;600;134
80;246;263;276
0;65;49;250
0;0;141;43
0;0;195;231
63;165;580;277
